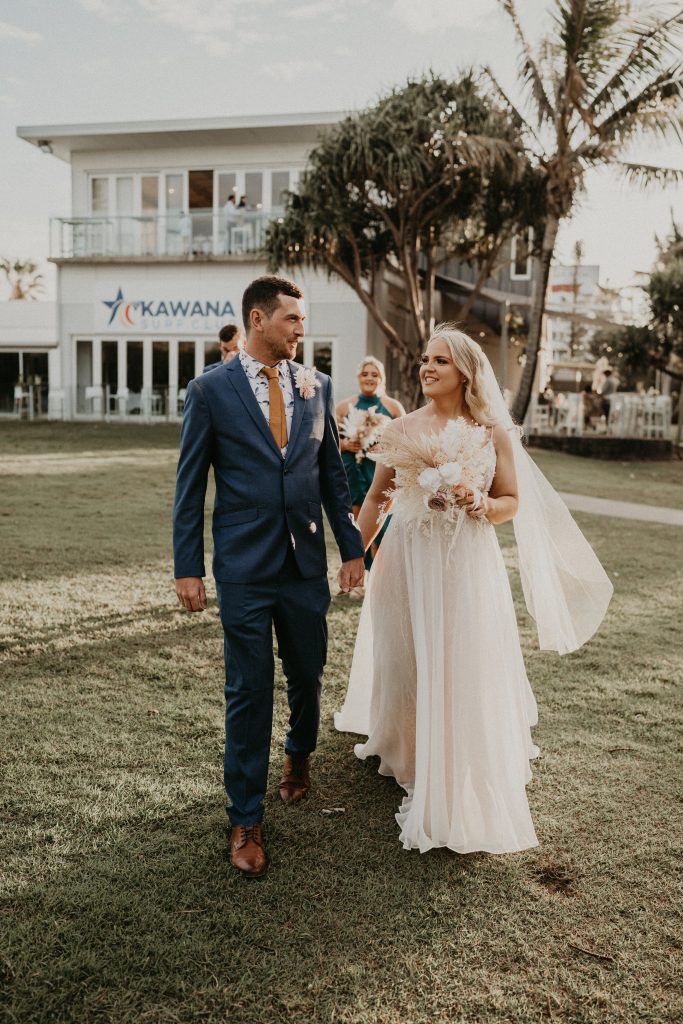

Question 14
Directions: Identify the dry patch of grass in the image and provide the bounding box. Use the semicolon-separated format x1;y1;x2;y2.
1;425;681;1023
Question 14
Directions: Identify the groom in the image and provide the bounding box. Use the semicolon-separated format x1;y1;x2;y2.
173;275;365;877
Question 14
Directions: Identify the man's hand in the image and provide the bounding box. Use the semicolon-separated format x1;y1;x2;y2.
338;557;365;594
175;576;207;612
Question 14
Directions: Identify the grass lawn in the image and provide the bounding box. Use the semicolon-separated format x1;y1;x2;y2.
529;447;683;509
1;424;681;1024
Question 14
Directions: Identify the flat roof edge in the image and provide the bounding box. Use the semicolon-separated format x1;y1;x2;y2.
17;110;346;141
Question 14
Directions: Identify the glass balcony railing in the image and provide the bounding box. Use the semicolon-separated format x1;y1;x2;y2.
50;209;282;260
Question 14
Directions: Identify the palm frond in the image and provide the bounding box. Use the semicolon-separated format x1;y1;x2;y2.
590;4;683;114
482;67;545;155
614;160;683;188
496;0;555;126
553;0;624;93
593;65;683;144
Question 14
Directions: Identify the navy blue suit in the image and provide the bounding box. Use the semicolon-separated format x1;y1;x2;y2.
173;356;364;824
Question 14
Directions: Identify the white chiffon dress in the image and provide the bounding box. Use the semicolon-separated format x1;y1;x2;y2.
335;418;540;855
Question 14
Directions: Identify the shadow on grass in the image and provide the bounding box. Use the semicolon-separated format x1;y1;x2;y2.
2;744;512;1024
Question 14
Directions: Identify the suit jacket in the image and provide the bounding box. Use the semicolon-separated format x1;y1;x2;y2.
173;357;364;582
202;360;223;373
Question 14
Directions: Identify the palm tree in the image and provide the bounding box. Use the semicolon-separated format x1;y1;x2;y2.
0;259;44;300
488;0;683;423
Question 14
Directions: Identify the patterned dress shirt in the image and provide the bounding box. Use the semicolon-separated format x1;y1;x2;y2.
238;349;295;456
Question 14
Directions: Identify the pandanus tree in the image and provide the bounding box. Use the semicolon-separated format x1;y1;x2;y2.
0;259;44;300
267;73;541;406
489;0;683;423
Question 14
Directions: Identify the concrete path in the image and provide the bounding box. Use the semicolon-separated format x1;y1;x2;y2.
560;492;683;526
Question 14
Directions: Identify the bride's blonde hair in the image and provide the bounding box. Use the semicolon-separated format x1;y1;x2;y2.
427;323;496;427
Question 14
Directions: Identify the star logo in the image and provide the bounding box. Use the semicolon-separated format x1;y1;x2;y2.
103;287;124;326
102;288;138;327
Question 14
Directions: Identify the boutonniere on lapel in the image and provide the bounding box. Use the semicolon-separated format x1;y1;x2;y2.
294;366;321;400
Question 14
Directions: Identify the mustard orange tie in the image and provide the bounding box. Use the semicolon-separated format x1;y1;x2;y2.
260;365;288;448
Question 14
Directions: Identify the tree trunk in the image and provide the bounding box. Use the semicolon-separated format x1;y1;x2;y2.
511;215;560;425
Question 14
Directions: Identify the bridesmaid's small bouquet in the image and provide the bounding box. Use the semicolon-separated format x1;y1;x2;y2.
341;406;392;464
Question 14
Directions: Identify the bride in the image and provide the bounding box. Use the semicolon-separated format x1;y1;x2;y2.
335;325;613;855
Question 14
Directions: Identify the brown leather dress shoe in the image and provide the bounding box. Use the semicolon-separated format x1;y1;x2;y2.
279;753;311;804
230;824;267;878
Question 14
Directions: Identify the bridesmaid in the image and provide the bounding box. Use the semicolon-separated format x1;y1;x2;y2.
336;357;405;579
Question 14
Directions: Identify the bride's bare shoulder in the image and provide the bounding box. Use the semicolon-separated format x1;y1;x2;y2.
388;408;431;438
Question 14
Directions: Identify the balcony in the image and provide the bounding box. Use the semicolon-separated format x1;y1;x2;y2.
50;210;280;261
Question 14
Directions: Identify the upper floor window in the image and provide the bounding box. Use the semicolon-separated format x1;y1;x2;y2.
511;227;534;280
91;177;109;213
88;168;295;217
271;171;290;212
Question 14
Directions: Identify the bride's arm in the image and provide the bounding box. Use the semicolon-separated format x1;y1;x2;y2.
483;424;518;525
356;462;396;549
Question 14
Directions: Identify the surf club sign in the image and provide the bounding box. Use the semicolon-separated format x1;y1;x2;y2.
99;287;237;332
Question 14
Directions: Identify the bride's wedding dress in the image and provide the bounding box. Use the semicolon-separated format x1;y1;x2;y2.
335;418;540;854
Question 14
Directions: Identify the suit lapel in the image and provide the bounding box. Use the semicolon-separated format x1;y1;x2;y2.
225;358;283;458
284;362;306;463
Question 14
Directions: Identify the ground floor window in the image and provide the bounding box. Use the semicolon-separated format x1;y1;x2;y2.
0;350;49;415
71;335;215;418
0;352;20;413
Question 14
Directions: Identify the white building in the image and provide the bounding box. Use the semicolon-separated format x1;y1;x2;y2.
5;113;379;420
545;263;647;391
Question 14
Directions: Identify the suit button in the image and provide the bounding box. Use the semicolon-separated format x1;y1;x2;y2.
283;468;289;475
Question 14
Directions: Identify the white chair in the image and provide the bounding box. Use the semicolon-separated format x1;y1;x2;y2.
530;400;551;433
640;395;671;439
607;393;637;437
109;387;129;416
127;391;144;415
566;394;583;435
230;226;252;253
84;385;104;416
13;385;29;418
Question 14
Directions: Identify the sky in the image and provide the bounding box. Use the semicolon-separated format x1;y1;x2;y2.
1;0;681;300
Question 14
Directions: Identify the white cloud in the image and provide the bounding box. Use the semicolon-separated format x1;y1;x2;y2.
287;1;336;19
76;0;128;21
264;59;324;83
138;0;236;54
391;0;498;34
0;20;43;44
77;0;272;54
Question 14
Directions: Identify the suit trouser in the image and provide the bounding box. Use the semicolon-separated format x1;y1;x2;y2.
216;549;331;826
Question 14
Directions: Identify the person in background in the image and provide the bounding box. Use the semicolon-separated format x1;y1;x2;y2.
600;368;617;417
582;385;602;430
178;210;193;255
203;324;244;373
223;194;238;253
336;357;405;582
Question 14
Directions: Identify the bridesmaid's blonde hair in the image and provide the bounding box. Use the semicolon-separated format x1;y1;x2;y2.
427;323;496;427
357;355;386;396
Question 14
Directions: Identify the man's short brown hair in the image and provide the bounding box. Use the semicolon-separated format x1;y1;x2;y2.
242;276;303;331
219;323;240;344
